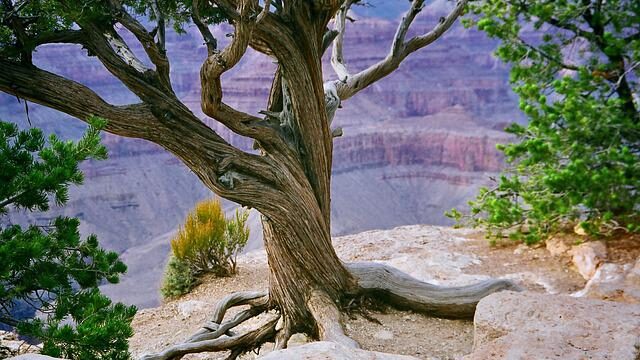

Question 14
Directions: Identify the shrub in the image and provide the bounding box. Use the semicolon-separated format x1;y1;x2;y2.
0;118;136;359
162;199;249;298
160;255;197;299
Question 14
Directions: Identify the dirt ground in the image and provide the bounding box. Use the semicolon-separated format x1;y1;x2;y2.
129;227;638;360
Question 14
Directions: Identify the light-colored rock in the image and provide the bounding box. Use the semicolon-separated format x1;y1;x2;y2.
513;244;528;255
464;291;640;360
545;236;571;256
0;331;42;357
176;300;211;318
287;333;311;347
9;355;66;360
259;341;420;360
572;258;640;303
573;223;588;236
373;329;395;341
569;241;607;280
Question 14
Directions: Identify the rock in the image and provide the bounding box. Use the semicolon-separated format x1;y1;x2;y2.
545;236;571;256
513;244;528;255
287;333;311;347
0;331;42;357
573;223;588;236
9;356;66;360
573;258;640;303
373;329;394;341
569;241;607;280
176;300;211;318
464;291;640;360
259;341;420;360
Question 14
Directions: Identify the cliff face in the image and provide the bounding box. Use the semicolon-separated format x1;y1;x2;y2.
1;8;520;308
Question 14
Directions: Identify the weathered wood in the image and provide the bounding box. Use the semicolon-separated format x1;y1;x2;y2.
186;291;268;342
138;317;279;360
0;1;489;357
347;262;521;319
307;290;360;348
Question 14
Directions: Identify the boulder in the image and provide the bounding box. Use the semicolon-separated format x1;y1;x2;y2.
176;300;211;318
545;236;571;256
0;331;42;357
9;355;66;360
569;241;607;279
573;258;640;303
259;341;420;360
464;291;640;360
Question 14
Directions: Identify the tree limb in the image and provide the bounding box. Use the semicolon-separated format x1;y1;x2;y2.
330;0;355;82
107;0;172;91
192;0;218;55
0;59;158;139
331;0;468;100
200;0;290;153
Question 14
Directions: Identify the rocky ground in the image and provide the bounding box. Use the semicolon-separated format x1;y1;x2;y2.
4;225;639;359
125;225;640;360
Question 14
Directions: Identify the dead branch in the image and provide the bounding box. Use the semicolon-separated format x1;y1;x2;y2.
330;0;469;100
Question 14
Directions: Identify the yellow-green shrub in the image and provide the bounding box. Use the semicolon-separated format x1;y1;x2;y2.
170;198;249;277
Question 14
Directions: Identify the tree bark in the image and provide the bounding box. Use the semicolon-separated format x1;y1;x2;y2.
260;185;356;331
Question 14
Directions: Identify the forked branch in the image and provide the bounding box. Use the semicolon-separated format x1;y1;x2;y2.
107;0;172;91
330;0;468;100
200;0;289;152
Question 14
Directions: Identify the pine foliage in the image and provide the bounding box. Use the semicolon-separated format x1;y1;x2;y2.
0;119;136;359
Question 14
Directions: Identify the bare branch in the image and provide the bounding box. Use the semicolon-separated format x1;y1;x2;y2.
150;0;165;52
256;0;272;23
32;29;85;47
0;59;157;139
331;0;468;100
515;36;580;71
330;0;355;81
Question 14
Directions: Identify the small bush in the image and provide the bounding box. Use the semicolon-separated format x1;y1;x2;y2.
162;199;249;298
160;255;197;299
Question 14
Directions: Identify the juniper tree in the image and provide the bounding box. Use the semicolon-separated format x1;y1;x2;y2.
449;0;640;243
0;1;516;358
0;118;136;359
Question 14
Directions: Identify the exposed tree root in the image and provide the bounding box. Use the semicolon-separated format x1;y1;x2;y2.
273;317;293;350
185;290;268;343
139;316;278;360
347;261;521;319
308;290;360;349
140;265;518;359
139;291;271;360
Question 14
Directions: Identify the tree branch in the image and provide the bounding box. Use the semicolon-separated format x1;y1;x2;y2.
192;0;218;55
331;0;468;100
200;0;290;153
0;59;158;139
330;0;355;81
107;0;172;91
